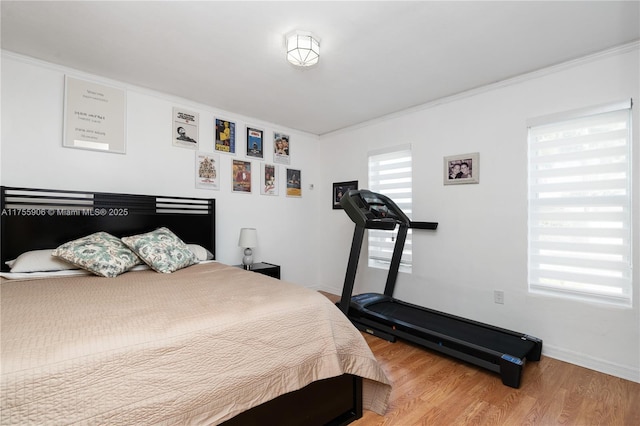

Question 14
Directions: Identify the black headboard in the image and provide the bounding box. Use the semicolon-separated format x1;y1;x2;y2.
0;186;215;271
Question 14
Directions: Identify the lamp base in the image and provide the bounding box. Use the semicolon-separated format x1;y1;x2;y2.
242;247;253;269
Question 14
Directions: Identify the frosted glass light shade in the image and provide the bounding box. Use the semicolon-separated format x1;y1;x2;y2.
286;31;320;67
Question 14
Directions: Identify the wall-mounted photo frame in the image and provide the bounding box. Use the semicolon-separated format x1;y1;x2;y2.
215;118;236;154
333;180;358;209
246;126;264;159
195;151;219;190
232;159;251;193
173;107;199;149
63;76;126;153
274;132;290;164
261;163;278;196
286;168;301;197
444;152;479;185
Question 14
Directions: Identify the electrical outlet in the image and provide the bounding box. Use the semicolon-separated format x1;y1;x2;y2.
494;290;504;304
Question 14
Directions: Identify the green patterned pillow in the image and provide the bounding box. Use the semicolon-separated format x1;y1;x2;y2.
52;232;141;277
122;227;197;273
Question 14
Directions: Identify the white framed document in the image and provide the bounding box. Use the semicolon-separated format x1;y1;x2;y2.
63;76;126;153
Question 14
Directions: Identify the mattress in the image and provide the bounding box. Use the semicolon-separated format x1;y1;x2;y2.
1;262;390;425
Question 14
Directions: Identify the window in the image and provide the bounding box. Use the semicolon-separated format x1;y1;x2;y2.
368;145;412;272
527;100;632;306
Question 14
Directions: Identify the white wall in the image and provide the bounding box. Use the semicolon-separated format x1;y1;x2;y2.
318;44;640;382
0;52;323;286
3;45;639;383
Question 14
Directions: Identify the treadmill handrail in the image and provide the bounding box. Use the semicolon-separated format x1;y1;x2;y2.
410;221;438;230
367;218;397;230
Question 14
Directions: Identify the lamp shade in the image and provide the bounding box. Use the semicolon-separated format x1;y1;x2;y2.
238;228;258;248
286;30;320;67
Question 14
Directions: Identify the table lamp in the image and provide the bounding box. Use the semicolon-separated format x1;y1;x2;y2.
238;228;258;269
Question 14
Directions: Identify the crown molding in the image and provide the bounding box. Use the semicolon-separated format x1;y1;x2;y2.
1;49;319;139
323;40;640;137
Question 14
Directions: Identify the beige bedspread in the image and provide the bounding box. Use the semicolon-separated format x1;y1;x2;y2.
1;262;390;425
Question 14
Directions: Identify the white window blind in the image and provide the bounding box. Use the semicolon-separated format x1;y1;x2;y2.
527;100;632;306
368;145;412;272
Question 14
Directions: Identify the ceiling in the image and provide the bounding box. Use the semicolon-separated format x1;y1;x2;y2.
2;1;639;135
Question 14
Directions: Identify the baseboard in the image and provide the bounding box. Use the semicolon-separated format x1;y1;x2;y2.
542;344;639;383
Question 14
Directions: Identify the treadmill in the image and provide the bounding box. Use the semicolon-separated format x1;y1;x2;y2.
338;189;542;388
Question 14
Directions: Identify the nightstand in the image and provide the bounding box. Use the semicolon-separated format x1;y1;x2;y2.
235;262;281;279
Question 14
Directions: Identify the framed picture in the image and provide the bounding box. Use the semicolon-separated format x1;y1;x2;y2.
273;132;290;164
260;163;279;196
232;159;252;193
246;126;264;159
333;180;358;209
215;118;236;154
173;107;199;149
195;151;219;190
286;168;301;197
63;76;126;153
444;152;479;185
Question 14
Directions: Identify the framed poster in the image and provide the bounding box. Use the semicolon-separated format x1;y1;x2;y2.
246;126;264;159
63;76;126;153
215;118;236;154
273;132;290;164
232;159;252;193
332;180;358;209
261;163;279;196
444;152;479;185
195;151;219;190
173;107;199;149
286;168;301;197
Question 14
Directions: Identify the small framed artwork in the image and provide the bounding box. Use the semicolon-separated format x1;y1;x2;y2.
232;159;252;193
286;168;301;197
333;180;358;209
215;118;236;154
444;152;479;185
246;126;264;159
261;163;279;196
274;132;290;164
195;151;219;190
173;107;199;149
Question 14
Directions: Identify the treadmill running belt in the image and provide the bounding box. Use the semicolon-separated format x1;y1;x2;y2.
367;301;535;358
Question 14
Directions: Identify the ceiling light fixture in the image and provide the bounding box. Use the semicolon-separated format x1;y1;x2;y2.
286;30;320;67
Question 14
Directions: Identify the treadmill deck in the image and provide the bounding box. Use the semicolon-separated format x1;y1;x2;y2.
355;296;535;359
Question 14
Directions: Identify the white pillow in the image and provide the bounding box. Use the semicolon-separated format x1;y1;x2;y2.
187;244;214;261
6;249;79;273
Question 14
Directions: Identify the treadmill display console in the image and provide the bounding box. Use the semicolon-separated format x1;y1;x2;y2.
340;189;410;229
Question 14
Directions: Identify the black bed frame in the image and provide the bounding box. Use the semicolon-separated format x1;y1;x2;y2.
0;186;216;269
0;186;364;425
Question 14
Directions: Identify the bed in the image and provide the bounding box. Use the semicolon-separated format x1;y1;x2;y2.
0;186;391;425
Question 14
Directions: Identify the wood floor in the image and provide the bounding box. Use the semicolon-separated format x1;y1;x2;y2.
321;293;640;426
